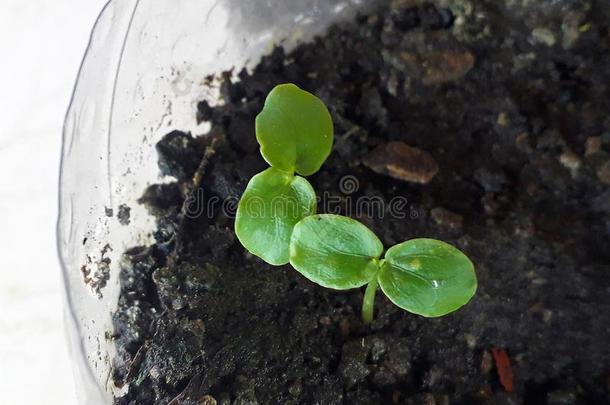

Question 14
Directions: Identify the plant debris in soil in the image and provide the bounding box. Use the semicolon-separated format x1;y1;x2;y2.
111;1;610;404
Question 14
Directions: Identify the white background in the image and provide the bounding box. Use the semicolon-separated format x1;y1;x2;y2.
0;1;108;404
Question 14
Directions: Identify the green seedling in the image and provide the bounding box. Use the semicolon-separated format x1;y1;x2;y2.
235;83;477;322
290;215;477;323
235;84;333;265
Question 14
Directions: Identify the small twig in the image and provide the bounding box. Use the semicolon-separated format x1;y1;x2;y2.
166;133;224;268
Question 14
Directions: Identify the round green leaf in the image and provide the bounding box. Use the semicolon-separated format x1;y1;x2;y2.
290;215;383;290
378;239;477;317
256;83;333;176
235;167;317;266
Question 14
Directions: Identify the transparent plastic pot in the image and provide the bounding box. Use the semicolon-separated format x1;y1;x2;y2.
58;0;378;403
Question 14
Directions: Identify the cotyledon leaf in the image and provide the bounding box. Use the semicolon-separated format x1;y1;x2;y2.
378;238;477;317
235;167;317;266
255;83;333;176
290;214;383;289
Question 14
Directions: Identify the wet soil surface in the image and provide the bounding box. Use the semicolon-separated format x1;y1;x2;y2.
112;1;610;404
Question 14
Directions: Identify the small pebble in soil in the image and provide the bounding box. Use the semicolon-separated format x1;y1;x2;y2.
464;333;477;349
532;27;556;46
480;350;493;375
364;141;438;184
430;207;464;231
597;161;610;185
558;150;582;173
585;136;602;157
515;132;533;153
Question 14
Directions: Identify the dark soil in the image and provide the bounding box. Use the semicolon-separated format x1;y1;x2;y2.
111;1;610;404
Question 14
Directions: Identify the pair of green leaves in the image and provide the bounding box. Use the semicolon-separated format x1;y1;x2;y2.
235;84;333;265
291;215;477;318
235;83;477;321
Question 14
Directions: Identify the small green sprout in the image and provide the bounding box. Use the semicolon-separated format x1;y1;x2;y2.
235;84;333;265
235;83;477;323
290;215;477;323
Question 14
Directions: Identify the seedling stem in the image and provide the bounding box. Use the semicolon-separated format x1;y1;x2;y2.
362;276;379;324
